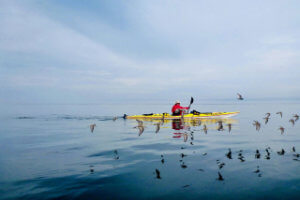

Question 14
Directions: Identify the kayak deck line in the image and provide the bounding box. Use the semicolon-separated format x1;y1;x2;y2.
125;111;240;119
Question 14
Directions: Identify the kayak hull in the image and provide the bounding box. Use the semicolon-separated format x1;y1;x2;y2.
126;111;239;120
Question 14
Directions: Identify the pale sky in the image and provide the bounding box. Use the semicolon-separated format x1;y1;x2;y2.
1;0;300;104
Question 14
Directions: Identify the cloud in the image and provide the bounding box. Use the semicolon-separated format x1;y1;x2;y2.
1;0;300;103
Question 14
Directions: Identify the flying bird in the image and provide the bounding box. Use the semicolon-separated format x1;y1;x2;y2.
90;124;96;133
161;114;165;124
237;93;244;100
279;126;285;134
138;126;144;136
253;121;261;131
155;123;161;133
289;119;295;126
134;119;145;136
227;123;232;132
276;112;282;118
183;133;188;142
293;114;299;121
203;125;208;134
137;119;143;126
265;113;271;118
263;117;269;124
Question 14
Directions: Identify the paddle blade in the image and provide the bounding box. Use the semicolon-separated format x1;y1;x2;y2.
190;97;194;105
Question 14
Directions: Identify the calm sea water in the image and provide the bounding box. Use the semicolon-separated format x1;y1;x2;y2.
0;100;300;199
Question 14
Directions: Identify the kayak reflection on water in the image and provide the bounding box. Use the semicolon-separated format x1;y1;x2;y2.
171;118;239;138
172;119;184;130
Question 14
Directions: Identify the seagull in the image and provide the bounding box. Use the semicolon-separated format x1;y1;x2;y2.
183;133;188;142
293;114;299;121
255;149;260;159
265;113;271;118
137;119;143;127
133;119;145;136
227;123;232;132
138;126;144;136
217;121;224;131
155;123;161;133
279;126;285;134
161;114;165;124
265;148;271;160
254;166;260;173
218;162;225;169
203;125;208;134
238;152;245;162
277;149;285;155
237;93;244;100
155;169;161;179
114;150;119;160
161;155;165;164
253;121;261;131
263;117;269;124
276;112;283;118
289;119;295;126
226;148;232;159
197;120;202;126
181;162;187;168
134;119;145;136
180;153;187;158
90;124;96;133
217;172;224;181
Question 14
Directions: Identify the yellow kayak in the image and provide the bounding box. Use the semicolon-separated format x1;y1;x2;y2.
125;111;239;119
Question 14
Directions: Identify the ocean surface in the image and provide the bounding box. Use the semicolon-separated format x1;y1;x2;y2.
0;100;300;200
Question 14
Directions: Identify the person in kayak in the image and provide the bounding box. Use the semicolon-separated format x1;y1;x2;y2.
171;101;190;116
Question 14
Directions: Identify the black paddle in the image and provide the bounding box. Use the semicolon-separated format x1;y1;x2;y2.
187;97;194;113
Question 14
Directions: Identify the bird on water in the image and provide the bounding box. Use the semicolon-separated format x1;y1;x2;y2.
237;93;244;100
90;124;96;133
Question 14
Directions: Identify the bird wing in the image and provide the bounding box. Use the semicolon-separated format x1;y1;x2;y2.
136;119;143;126
138;126;144;136
155;124;160;133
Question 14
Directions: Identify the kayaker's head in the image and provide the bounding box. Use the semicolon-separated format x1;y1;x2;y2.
175;100;180;105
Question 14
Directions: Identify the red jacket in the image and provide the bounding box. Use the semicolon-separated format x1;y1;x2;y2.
171;104;189;115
